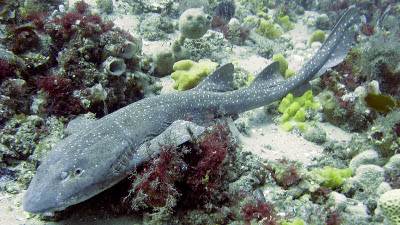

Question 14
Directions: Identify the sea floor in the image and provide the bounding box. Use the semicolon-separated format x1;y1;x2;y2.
0;6;339;224
0;119;352;225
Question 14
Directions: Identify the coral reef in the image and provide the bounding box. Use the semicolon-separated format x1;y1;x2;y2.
0;0;160;119
272;53;289;76
368;110;400;157
276;15;294;31
2;1;400;225
139;13;174;41
96;0;113;14
379;189;400;225
281;218;306;225
265;159;303;190
384;154;400;188
349;150;379;170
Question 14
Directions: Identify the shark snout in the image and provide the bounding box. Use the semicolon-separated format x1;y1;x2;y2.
23;177;63;214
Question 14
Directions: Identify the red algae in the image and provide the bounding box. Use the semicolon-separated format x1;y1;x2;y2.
0;59;13;80
241;201;277;225
37;75;83;116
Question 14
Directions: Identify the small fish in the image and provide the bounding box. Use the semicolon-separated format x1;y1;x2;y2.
23;6;360;213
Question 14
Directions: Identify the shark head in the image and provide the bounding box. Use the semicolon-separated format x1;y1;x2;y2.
23;126;134;214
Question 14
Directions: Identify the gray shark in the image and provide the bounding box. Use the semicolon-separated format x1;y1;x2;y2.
23;6;360;213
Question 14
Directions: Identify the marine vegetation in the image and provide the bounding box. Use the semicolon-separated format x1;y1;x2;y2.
312;166;352;190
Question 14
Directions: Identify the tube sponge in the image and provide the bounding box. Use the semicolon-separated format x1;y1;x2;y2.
379;189;400;225
171;59;218;91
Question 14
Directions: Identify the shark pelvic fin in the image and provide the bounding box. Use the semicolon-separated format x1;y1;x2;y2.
195;63;235;92
253;61;282;82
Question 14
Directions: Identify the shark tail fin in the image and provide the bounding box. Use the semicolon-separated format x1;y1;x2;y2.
310;6;361;78
247;6;360;94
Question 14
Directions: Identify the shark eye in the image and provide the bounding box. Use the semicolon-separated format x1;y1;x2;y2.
60;171;68;180
74;168;83;176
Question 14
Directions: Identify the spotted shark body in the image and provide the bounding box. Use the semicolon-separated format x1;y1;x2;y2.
23;7;360;213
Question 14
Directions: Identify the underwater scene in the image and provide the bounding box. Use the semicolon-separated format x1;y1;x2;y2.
1;0;400;224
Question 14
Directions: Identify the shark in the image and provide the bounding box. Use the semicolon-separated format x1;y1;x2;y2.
23;6;360;213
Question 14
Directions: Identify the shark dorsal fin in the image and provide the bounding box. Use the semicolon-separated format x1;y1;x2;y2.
194;63;235;92
250;62;283;88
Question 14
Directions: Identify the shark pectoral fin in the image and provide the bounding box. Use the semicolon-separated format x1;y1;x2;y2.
134;120;206;163
65;114;97;135
194;63;235;92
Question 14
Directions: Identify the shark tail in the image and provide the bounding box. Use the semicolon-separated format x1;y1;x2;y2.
195;6;360;114
248;6;360;101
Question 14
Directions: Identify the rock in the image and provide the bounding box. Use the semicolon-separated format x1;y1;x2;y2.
349;150;379;170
